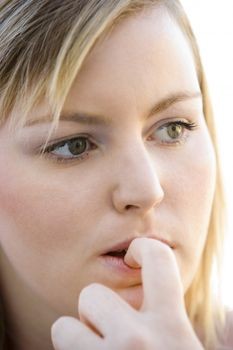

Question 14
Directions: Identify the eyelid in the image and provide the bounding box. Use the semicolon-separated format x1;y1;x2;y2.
146;116;197;134
157;116;197;127
36;134;98;165
160;119;198;130
147;118;198;145
37;133;95;153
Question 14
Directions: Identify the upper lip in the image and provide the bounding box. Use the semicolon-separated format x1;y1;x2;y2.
102;235;176;255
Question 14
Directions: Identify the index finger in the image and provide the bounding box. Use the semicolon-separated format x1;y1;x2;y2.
124;238;184;312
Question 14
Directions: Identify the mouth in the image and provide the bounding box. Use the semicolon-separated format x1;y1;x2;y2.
99;239;136;275
103;248;128;258
102;239;132;260
98;236;175;286
102;236;174;257
100;236;175;268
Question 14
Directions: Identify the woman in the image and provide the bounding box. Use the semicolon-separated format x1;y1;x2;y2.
0;0;231;349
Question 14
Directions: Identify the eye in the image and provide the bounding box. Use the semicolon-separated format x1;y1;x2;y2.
42;136;97;161
150;120;197;145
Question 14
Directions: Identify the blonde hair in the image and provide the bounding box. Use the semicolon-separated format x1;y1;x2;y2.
0;0;225;349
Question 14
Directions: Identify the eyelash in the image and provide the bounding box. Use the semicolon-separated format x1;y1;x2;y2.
40;120;198;163
150;119;198;145
40;135;97;164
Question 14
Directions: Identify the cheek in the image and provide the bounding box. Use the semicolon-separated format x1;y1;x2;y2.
0;160;106;271
184;136;216;230
0;160;110;310
171;133;216;290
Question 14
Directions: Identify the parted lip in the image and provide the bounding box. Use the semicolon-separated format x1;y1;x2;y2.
101;235;176;256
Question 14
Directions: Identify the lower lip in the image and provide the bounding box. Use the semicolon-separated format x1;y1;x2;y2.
99;255;141;276
98;255;143;309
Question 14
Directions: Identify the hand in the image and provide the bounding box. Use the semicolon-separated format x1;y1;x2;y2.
51;238;204;349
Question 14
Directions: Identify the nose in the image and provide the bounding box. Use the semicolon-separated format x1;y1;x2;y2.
112;145;164;216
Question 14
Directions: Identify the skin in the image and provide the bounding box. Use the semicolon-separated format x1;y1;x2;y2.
0;5;216;350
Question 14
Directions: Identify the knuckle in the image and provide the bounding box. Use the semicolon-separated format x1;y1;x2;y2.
51;316;77;348
52;316;72;334
79;283;104;302
146;239;174;263
121;328;153;350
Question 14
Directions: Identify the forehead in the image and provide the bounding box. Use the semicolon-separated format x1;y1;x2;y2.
64;5;199;109
20;5;201;128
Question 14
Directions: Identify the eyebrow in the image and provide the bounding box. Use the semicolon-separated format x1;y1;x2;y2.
25;91;202;127
148;91;201;116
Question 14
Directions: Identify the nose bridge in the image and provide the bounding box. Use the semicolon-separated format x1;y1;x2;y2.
112;142;164;214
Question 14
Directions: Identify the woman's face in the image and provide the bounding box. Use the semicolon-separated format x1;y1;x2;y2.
0;6;216;319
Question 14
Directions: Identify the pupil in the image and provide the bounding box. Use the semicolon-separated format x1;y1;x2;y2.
68;138;87;155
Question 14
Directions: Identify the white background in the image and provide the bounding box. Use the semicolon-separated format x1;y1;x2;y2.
181;0;233;308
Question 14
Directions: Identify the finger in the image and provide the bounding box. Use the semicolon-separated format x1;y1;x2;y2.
124;238;184;312
78;283;137;337
51;316;102;350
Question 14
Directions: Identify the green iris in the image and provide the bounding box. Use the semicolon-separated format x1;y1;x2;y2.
167;124;182;139
68;137;87;155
